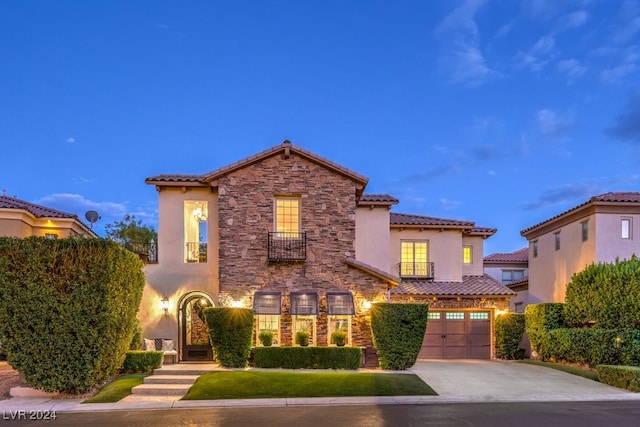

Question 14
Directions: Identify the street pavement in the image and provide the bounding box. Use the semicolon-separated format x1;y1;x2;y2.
0;360;638;414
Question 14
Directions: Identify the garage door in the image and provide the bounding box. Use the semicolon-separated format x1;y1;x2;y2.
419;310;491;359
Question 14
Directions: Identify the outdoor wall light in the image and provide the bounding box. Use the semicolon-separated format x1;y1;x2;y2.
362;300;372;310
231;299;244;308
160;295;170;314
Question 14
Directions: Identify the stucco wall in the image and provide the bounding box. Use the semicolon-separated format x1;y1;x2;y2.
355;206;391;273
462;235;485;276
594;212;640;262
390;228;463;282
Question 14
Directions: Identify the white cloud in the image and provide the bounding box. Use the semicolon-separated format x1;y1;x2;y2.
494;20;515;39
536;109;574;138
439;198;461;210
601;46;640;84
35;193;127;219
554;10;589;33
517;36;556;71
612;1;640;43
442;45;496;86
557;58;588;82
66;137;75;144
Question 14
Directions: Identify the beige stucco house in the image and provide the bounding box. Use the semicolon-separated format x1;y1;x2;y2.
140;141;513;362
483;248;528;313
0;193;97;239
521;192;640;306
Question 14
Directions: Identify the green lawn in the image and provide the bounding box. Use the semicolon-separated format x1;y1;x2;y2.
83;374;148;403
182;371;437;400
519;360;600;382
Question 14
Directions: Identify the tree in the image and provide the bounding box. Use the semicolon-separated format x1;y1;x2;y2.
105;214;157;244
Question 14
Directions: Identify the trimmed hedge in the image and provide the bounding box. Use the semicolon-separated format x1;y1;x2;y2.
597;365;640;392
495;313;526;360
0;237;145;394
122;351;163;372
565;256;640;329
204;307;253;368
524;303;565;354
370;303;429;370
544;328;640;367
253;347;361;369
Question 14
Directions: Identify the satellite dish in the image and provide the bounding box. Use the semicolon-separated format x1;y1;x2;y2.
85;211;100;228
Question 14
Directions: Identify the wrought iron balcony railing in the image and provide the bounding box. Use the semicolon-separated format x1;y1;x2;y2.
268;232;307;261
186;242;207;263
122;240;158;264
399;261;434;279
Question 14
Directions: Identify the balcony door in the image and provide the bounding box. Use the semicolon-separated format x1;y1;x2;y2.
401;240;429;277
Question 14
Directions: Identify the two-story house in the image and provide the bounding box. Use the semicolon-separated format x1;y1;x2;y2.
140;141;513;362
483;248;528;313
521;192;640;306
0;192;97;239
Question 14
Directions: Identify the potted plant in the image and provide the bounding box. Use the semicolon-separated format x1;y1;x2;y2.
258;330;274;347
331;330;347;347
295;330;310;346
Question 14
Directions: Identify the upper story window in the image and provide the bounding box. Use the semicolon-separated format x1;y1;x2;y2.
184;200;208;263
400;240;432;277
532;240;538;258
463;245;472;264
275;197;300;235
581;221;588;242
554;232;561;251
621;218;632;239
502;269;525;285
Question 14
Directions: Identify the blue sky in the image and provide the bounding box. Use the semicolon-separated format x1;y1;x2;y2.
2;0;639;255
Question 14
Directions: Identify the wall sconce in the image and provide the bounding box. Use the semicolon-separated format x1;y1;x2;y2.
160;295;170;314
358;299;372;313
230;299;244;308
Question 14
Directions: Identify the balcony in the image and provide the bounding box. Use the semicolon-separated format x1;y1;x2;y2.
399;261;434;279
122;240;158;264
268;232;307;262
186;242;207;263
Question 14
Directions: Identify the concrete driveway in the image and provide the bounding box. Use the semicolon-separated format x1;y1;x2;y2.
409;360;640;402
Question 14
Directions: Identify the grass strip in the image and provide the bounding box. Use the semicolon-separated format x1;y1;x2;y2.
182;371;437;400
83;374;148;403
519;360;600;381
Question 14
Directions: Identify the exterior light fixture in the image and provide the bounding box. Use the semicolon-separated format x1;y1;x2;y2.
362;300;372;310
231;299;244;308
160;295;170;314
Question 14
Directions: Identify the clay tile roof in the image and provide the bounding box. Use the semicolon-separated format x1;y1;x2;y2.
390;275;516;297
0;195;78;219
484;247;529;264
521;192;640;236
390;212;475;228
344;257;401;286
467;226;497;236
505;275;529;289
358;194;399;205
144;174;205;184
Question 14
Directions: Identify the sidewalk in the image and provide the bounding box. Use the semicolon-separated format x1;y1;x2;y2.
1;360;639;413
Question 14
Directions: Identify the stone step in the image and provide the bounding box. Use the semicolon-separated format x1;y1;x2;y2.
153;367;214;376
144;375;200;385
131;383;193;396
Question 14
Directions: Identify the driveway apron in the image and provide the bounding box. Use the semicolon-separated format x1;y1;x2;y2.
409;360;638;401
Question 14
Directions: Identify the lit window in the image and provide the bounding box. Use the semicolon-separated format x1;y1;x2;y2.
501;270;525;285
275;197;300;235
470;312;489;320
622;218;632;239
445;312;465;320
554;232;561;251
256;315;280;346
400;241;429;276
463;245;472;264
533;240;538;258
44;233;58;239
581;221;588;242
428;312;441;320
184;200;208;263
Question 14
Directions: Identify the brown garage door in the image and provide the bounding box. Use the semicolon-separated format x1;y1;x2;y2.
419;310;491;359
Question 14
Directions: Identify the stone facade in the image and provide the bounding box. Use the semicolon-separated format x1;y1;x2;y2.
216;152;389;352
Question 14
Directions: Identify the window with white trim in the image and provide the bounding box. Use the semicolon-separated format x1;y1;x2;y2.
622;218;632;239
463;245;472;264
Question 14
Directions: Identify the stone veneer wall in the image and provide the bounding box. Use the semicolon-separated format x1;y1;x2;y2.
217;152;389;352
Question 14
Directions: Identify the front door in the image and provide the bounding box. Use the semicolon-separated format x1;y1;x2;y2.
180;294;214;361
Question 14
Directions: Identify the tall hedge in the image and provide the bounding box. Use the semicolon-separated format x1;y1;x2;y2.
204;307;253;368
524;303;564;355
564;256;640;329
545;328;640;367
0;237;145;393
370;303;429;370
495;313;526;359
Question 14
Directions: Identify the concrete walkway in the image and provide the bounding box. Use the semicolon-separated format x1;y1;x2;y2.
0;360;638;413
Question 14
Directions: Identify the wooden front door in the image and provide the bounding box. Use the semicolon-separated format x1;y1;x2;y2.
181;295;214;361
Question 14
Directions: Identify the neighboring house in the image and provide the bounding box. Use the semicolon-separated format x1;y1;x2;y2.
521;192;640;306
483;248;528;313
140;141;513;362
0;192;97;238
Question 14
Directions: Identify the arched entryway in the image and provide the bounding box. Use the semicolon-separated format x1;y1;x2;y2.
178;291;215;361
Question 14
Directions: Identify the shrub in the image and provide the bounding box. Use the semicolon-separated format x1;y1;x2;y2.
258;331;274;347
129;319;144;350
495;313;526;360
204;307;253;368
564;256;640;329
0;237;145;394
370;303;429;370
524;303;565;355
597;365;640;392
331;330;347;346
122;351;163;372
295;330;310;346
544;328;640;367
253;347;361;369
